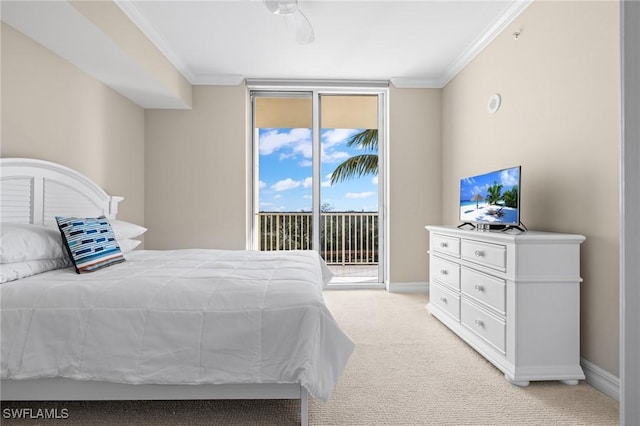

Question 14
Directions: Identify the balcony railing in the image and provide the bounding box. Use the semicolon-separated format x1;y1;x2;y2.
258;212;379;265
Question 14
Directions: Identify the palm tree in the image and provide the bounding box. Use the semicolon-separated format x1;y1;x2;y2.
330;129;378;184
486;182;504;205
502;186;518;208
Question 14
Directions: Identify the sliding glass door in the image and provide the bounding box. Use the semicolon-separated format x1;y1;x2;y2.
252;93;314;252
250;86;386;285
318;94;381;283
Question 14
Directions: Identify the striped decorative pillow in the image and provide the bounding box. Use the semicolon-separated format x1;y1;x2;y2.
55;216;125;273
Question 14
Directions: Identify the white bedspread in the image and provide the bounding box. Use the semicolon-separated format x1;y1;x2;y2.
0;249;354;401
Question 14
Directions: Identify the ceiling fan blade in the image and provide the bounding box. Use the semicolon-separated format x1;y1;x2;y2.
287;10;315;44
264;0;298;15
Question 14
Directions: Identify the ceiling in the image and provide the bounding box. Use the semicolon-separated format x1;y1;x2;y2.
118;0;531;87
2;0;533;108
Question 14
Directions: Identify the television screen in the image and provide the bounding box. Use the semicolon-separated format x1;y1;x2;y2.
459;166;521;226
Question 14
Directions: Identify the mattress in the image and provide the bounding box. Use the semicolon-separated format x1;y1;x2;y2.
0;249;354;401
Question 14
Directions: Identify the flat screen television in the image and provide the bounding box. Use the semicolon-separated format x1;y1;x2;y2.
459;166;521;229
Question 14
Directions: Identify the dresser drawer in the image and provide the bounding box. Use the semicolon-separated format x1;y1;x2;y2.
461;299;506;354
430;255;460;290
430;282;460;321
461;239;506;271
432;233;460;257
461;267;506;314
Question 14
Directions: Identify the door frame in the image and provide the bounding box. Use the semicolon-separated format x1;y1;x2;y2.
247;80;389;286
620;1;639;423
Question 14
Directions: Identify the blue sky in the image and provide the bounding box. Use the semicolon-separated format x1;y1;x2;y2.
459;166;520;202
258;128;378;212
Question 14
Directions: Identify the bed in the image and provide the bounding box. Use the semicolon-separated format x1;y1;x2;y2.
0;158;354;425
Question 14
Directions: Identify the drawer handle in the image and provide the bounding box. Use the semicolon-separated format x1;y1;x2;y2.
474;284;484;292
439;297;447;304
474;319;484;327
440;269;448;275
474;250;484;257
440;242;448;248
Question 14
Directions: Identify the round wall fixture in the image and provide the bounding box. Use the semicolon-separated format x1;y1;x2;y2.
487;93;501;113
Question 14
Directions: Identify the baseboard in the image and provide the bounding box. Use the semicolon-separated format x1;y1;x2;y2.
386;281;428;293
581;357;619;401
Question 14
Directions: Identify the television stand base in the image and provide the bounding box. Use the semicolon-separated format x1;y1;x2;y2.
500;224;527;233
457;222;476;229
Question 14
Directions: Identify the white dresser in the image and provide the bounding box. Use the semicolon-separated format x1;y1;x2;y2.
425;225;586;386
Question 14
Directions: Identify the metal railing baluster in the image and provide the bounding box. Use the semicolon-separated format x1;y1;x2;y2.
257;212;378;265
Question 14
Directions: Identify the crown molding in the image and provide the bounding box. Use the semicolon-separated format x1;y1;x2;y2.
390;77;442;89
245;79;389;91
114;0;195;84
438;0;534;88
193;74;246;86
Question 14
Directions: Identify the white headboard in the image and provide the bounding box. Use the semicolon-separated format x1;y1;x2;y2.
0;158;123;226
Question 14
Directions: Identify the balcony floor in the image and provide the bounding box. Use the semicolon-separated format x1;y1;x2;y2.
327;264;379;283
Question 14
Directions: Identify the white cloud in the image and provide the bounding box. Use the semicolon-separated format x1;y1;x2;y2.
371;176;378;185
273;194;282;199
320;129;360;164
321;180;332;187
292;139;312;159
501;169;519;186
302;177;313;188
259;128;311;156
472;185;487;196
321;149;350;163
258;180;267;189
279;152;296;161
346;192;375;199
260;128;359;167
271;178;301;191
322;129;359;147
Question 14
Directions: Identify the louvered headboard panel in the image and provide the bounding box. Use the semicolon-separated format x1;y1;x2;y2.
0;178;33;223
0;158;123;225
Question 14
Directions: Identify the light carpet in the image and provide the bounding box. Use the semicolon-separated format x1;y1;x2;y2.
1;290;619;425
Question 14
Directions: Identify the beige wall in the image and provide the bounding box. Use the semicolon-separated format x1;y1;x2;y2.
442;1;620;375
389;87;442;283
0;23;145;225
144;85;248;249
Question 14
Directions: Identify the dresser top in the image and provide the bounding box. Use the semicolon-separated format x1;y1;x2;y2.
425;225;585;244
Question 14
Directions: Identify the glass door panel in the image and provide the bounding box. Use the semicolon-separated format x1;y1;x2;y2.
253;95;314;252
319;95;380;283
252;90;384;285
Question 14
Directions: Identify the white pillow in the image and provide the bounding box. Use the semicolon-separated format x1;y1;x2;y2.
119;239;141;254
110;220;147;240
0;223;69;264
0;258;72;283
